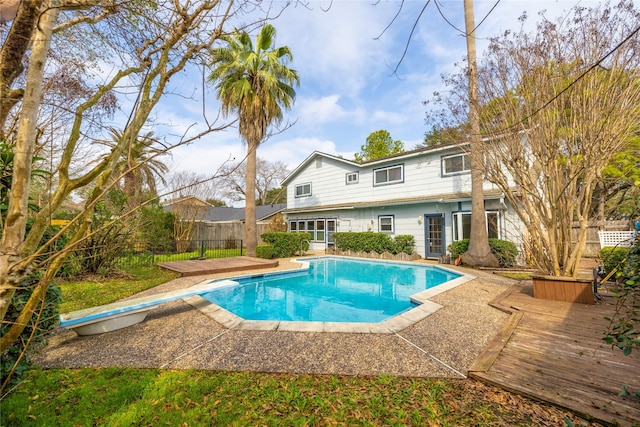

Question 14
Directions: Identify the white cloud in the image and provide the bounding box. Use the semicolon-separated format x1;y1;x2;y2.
155;0;610;176
260;136;352;167
294;94;346;125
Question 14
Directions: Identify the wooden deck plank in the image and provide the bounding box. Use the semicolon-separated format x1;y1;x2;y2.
482;354;640;424
469;281;640;426
157;256;279;277
469;311;522;372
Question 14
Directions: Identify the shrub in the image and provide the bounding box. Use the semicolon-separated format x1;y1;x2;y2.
1;279;61;390
488;238;519;267
333;232;390;253
447;240;469;259
604;237;639;385
332;232;415;255
600;247;631;276
255;244;276;259
447;238;519;267
392;235;415;255
261;232;311;257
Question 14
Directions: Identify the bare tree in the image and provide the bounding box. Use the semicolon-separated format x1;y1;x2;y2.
219;157;290;205
477;1;640;277
163;171;224;251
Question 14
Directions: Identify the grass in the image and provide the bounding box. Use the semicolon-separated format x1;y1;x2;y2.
494;272;533;280
1;368;582;426
57;265;180;313
119;248;245;267
10;263;591;426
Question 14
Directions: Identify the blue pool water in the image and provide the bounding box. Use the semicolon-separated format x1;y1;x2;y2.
200;257;461;323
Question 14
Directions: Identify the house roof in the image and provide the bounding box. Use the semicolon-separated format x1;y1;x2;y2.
281;142;468;186
202;203;286;222
162;196;211;207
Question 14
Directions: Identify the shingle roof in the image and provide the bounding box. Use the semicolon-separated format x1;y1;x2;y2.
202;203;286;222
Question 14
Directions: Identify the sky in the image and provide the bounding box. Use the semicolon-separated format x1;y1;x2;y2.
154;0;608;198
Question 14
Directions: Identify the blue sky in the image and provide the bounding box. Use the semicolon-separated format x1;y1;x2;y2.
160;0;604;181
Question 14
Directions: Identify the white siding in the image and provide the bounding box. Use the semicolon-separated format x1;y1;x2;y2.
285;150;524;259
287;152;504;209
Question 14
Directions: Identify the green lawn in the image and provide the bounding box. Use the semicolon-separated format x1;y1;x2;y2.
57;265;179;313
118;248;245;268
7;264;588;426
1;368;578;426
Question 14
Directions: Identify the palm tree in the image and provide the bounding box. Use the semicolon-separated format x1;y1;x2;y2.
208;24;299;256
102;128;169;205
461;0;498;267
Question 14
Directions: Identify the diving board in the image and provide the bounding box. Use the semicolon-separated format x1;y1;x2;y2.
59;280;237;336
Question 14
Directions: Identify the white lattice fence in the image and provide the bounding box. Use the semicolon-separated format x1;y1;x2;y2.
598;231;637;248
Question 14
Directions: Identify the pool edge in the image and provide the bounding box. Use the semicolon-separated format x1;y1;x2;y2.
186;258;477;334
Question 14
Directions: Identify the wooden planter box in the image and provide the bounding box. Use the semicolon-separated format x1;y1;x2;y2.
532;275;595;305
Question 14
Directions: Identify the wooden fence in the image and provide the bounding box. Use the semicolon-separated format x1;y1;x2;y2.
191;221;273;246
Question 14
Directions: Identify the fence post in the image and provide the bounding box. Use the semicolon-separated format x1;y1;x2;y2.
200;240;205;258
240;239;243;256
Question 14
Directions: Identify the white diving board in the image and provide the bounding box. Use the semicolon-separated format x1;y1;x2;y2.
59;280;237;336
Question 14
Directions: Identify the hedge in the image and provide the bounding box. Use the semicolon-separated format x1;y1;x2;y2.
255;244;276;259
261;232;311;258
448;238;519;267
332;232;415;255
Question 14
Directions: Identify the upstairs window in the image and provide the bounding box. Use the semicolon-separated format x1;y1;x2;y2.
346;172;359;184
442;153;471;175
295;183;311;197
373;164;403;186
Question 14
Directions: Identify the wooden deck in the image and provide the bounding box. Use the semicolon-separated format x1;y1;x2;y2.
470;281;640;426
157;256;279;277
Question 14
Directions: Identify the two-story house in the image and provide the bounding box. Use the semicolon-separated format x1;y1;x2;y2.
281;143;524;259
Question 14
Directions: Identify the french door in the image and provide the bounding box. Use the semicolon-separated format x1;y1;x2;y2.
424;214;445;258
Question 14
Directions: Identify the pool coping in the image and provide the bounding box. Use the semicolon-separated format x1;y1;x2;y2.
184;256;476;334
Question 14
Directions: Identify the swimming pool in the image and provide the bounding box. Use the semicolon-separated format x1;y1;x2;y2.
200;257;462;323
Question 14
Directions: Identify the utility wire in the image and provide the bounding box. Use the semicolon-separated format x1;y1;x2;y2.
473;0;501;35
391;0;431;76
391;0;501;74
433;0;501;38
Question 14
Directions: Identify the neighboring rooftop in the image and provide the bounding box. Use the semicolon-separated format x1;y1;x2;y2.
202;203;286;222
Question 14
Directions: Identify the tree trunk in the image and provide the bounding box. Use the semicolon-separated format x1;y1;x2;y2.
244;142;258;257
597;181;605;230
461;0;498;268
0;6;58;320
0;0;43;137
244;143;258;257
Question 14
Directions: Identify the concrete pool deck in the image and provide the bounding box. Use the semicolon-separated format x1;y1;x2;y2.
184;257;477;334
35;258;514;378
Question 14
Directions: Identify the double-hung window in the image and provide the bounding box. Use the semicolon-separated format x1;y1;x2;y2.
295;183;311;197
442;153;471;175
379;215;395;233
373;164;403;186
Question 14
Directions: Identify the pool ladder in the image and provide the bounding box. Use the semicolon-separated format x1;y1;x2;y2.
300;239;312;256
